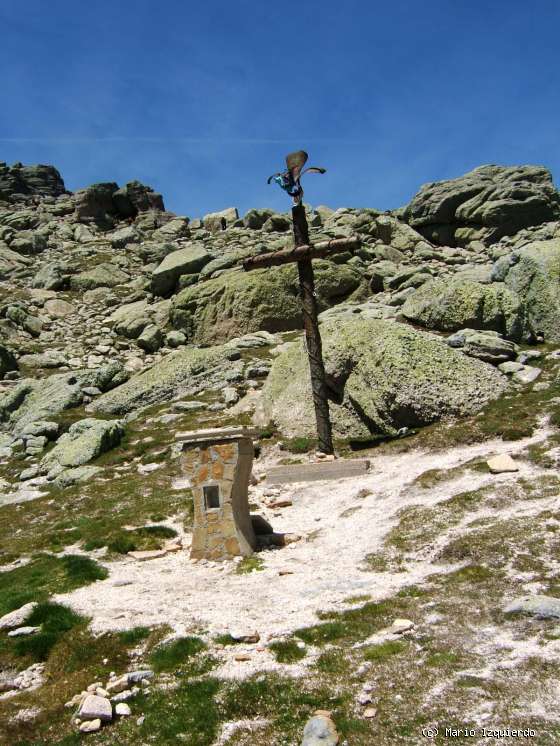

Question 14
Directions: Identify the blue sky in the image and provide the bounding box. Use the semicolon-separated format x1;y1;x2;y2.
1;1;558;217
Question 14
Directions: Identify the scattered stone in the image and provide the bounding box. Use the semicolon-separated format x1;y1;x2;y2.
7;626;39;637
127;549;167;561
498;361;524;374
0;602;38;630
512;365;542;385
79;719;102;733
517;350;543;364
229;630;260;644
78;694;112;722
301;713;339;746
504;595;560;619
112;690;134;702
486;454;519;473
363;707;377;719
137;324;164;353
127;669;154;684
115;702;131;717
389;619;415;634
267;498;293;509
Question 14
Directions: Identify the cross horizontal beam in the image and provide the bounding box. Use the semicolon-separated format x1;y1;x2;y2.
242;235;360;271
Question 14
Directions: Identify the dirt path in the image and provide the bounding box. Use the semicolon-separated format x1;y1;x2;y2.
55;430;553;658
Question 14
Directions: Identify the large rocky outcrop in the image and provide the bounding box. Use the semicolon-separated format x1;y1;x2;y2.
0;162;66;200
258;318;507;439
401;237;560;343
170;261;365;345
151;245;212;296
400;277;524;339
403;165;560;247
0;362;127;433
40;418;124;472
90;345;242;416
503;238;560;342
74;180;165;225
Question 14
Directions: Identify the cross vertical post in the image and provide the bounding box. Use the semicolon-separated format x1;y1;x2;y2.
291;203;334;455
243;151;360;456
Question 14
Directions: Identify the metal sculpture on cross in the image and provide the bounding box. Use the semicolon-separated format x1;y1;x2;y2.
243;151;360;455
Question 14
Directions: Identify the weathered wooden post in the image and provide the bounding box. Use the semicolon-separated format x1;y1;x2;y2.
243;151;360;456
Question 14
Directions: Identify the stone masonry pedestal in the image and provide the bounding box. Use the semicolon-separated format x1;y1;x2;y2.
176;427;257;561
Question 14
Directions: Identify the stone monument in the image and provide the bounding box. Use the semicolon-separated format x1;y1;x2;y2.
176;427;257;561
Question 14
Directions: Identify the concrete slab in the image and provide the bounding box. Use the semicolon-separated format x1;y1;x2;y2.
266;459;370;484
175;426;258;444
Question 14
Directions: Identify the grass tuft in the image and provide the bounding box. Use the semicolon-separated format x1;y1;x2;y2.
0;554;107;617
235;556;265;574
150;636;207;673
363;639;406;661
269;639;307;663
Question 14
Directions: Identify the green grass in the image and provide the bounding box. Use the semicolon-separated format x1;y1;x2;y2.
269;639;307;663
0;602;86;666
85;524;178;555
150;636;207;673
0;409;191;561
294;597;409;647
221;673;349;742
315;649;349;674
280;436;314;454
12;603;85;661
235;555;265;574
118;626;152;645
363;640;406;661
137;678;221;746
0;554;107;617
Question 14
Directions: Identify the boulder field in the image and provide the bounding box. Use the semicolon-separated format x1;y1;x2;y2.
0;159;558;474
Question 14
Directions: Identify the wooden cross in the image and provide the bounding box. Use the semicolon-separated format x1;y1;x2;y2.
243;151;360;455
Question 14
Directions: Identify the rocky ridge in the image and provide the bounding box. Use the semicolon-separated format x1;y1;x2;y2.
0;161;559;488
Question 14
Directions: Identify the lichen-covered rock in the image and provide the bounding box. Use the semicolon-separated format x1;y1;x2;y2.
31;261;68;290
262;214;291;233
171;261;365;345
0;244;32;278
373;214;428;252
152;217;190;241
109;225;138;248
5;305;43;337
259;318;506;439
70;263;129;290
503;239;560;342
445;328;518;365
9;230;47;255
403;165;560;246
137;324;164;352
0;362;126;433
151;244;212;296
401;277;524;339
40;418;124;472
90;345;241;415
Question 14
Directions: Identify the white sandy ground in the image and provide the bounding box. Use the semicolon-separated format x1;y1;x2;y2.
51;427;560;681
